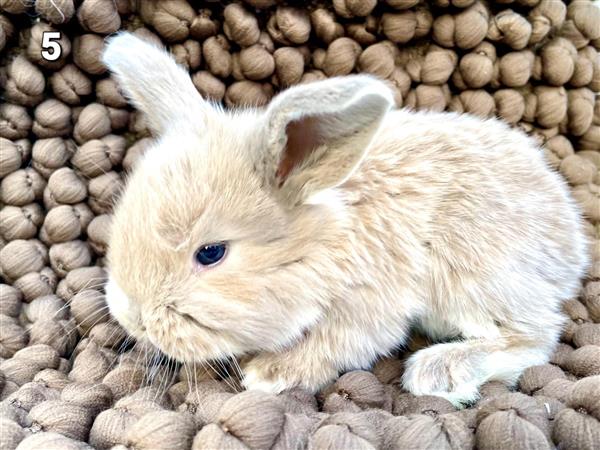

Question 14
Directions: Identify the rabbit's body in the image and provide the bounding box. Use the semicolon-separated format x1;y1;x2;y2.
243;109;588;404
103;33;589;406
348;108;586;337
319;109;588;400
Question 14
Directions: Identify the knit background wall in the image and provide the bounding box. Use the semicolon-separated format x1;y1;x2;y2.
0;0;599;448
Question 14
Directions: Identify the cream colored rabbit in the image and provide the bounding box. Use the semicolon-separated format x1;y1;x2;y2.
102;33;589;406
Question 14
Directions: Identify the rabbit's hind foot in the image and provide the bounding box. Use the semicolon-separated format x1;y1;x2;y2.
401;335;555;408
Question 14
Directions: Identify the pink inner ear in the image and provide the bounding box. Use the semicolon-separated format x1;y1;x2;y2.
276;115;324;187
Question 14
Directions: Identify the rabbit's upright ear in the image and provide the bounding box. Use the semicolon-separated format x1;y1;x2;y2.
261;75;394;206
103;32;208;134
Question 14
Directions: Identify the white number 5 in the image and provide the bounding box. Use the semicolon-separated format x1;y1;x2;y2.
41;31;62;61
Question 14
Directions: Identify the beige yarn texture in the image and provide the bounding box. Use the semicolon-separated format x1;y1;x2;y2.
1;0;599;449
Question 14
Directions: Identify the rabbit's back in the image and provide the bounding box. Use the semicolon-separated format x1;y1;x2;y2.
344;109;589;337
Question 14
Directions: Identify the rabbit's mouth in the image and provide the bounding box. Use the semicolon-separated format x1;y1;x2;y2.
141;303;238;364
167;306;218;334
105;275;235;363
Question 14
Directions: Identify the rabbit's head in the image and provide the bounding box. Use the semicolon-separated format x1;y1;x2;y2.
103;33;394;363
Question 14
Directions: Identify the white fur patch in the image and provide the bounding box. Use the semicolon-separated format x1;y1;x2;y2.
105;276;139;333
305;187;346;211
242;368;289;394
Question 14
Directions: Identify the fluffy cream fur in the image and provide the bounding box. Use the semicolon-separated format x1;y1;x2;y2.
103;33;589;406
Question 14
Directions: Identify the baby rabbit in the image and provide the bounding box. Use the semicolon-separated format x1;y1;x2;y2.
103;33;589;406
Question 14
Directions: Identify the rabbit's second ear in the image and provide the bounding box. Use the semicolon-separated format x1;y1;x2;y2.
261;75;394;206
103;32;208;135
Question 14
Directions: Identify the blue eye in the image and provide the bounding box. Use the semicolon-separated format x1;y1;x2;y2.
195;243;227;266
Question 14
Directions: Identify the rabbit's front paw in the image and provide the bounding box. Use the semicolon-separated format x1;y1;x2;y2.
241;352;337;394
401;342;486;407
242;356;291;394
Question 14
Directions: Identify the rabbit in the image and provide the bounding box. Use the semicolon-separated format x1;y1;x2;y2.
102;32;589;407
